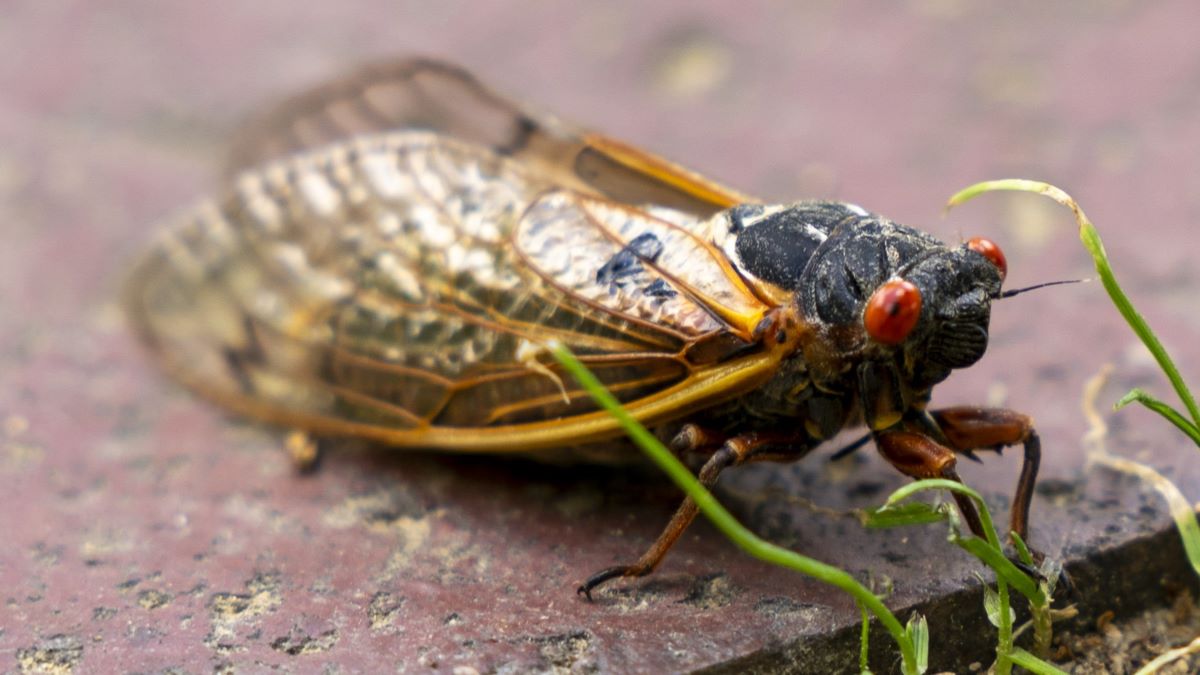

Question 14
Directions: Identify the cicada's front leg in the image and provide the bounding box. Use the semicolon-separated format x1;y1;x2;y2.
930;407;1040;543
578;429;813;600
874;407;1040;545
873;430;988;539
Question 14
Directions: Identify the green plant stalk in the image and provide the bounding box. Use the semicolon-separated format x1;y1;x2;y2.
550;342;919;674
996;575;1013;675
1009;647;1070;675
1090;452;1200;580
949;179;1200;586
881;480;1049;673
858;602;872;675
1007;530;1054;655
948;179;1196;671
1007;531;1055;654
1116;389;1200;446
882;480;1045;604
947;179;1200;435
1030;588;1053;658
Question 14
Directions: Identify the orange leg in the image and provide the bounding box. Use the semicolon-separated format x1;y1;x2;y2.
876;407;1039;544
930;407;1040;543
874;430;988;539
578;429;811;600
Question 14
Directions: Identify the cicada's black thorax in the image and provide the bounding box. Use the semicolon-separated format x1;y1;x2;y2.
716;201;1003;435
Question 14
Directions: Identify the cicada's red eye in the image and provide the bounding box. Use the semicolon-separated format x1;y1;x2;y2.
966;236;1007;281
864;279;922;345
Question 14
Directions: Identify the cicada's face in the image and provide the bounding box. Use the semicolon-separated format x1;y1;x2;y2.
878;244;1004;387
793;212;1005;390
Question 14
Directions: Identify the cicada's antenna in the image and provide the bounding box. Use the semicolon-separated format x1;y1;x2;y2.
997;278;1089;299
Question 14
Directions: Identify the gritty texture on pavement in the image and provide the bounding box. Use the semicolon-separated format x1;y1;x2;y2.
3;2;1200;672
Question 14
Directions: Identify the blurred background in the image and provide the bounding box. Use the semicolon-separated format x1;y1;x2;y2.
7;1;1200;354
3;1;1200;672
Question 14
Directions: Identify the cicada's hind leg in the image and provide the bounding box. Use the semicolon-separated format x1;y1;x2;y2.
874;407;1040;545
578;429;812;600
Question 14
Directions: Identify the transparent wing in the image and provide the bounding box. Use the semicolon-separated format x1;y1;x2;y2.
127;133;783;452
225;57;754;219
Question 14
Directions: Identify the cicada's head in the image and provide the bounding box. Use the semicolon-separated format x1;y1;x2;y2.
795;215;1006;391
718;202;1007;410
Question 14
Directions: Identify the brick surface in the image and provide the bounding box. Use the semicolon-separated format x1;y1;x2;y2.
3;2;1200;672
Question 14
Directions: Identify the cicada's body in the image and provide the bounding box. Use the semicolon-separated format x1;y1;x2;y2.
126;59;1043;596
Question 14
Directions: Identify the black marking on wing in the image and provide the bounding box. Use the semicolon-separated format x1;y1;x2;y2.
595;232;666;287
643;278;677;298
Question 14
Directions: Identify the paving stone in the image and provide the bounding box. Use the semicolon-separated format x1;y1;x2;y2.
3;2;1199;672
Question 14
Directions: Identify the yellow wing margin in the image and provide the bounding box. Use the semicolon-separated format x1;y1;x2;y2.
144;338;783;453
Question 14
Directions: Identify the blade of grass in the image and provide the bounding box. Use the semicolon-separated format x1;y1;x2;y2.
1080;351;1200;583
907;613;929;674
858;602;872;675
549;341;920;674
1091;452;1200;580
1009;531;1035;567
1116;388;1200;446
880;479;1044;604
864;501;949;529
947;179;1200;432
1009;647;1070;675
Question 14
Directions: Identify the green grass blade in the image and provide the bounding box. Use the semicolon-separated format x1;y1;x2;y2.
864;501;949;528
1116;388;1200;446
1009;531;1035;567
947;179;1200;431
955;537;1042;604
859;602;872;675
907;613;930;674
882;479;1045;604
1009;647;1070;674
1090;452;1200;580
549;342;920;674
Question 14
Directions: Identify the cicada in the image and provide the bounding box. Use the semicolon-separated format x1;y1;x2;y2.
125;58;1042;598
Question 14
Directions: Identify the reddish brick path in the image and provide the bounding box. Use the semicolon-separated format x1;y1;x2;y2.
3;2;1199;671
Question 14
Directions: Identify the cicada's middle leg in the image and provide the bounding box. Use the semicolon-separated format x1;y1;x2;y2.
578;427;813;600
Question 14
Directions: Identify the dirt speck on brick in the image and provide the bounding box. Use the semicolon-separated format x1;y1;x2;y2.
528;631;596;673
16;634;83;674
205;572;283;651
681;572;738;610
270;627;339;655
367;591;404;631
137;589;171;610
